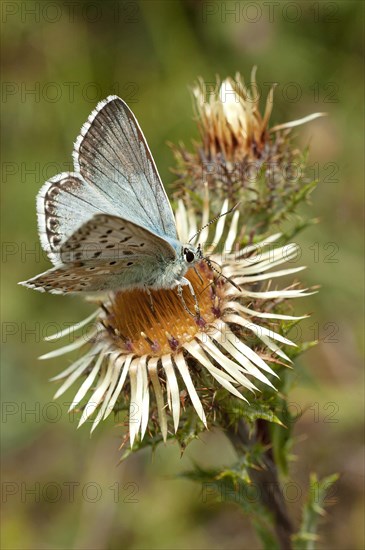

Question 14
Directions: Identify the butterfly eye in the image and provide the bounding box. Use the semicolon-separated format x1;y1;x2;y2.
184;248;195;263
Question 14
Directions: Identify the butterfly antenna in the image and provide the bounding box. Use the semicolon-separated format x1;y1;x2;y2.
203;256;242;292
188;202;240;243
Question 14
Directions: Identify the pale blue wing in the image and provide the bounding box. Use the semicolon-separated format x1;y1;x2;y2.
73;95;178;240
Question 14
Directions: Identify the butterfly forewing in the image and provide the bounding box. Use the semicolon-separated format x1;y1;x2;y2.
73;96;178;240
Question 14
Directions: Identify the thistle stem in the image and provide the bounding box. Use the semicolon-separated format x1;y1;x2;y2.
225;417;294;550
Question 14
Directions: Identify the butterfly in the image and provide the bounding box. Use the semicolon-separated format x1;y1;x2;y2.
19;95;204;315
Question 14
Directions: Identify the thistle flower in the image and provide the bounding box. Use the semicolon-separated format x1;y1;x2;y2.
42;194;309;446
172;67;325;225
192;69;273;160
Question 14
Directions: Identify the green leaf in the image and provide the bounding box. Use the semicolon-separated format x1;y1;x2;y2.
254;520;281;550
228;402;285;428
180;462;267;515
293;473;339;550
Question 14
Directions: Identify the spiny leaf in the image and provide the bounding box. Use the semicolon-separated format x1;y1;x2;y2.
293;473;339;550
254;520;281;550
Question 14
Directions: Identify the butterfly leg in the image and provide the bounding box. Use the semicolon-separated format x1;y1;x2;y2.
176;282;195;317
193;266;204;285
178;277;201;318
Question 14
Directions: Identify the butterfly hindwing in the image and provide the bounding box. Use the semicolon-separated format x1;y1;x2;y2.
20;214;178;294
21;258;156;294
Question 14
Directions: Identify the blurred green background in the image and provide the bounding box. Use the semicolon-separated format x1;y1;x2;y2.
1;1;364;548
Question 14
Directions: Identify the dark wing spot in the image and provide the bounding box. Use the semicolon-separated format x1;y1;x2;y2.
127;262;133;266
93;251;102;258
109;261;117;265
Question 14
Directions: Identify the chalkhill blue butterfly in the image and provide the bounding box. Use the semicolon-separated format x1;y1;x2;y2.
19;96;214;314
